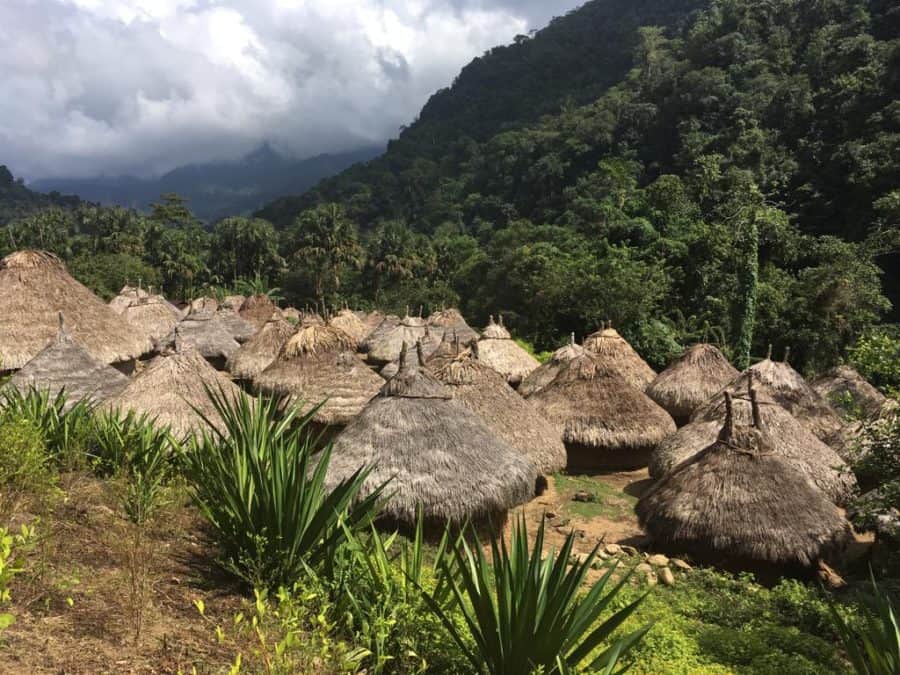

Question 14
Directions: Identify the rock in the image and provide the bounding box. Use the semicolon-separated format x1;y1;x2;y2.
554;517;571;528
621;545;639;556
646;573;658;586
597;550;609;560
636;563;653;577
659;567;676;586
647;553;669;567
671;558;692;571
573;490;596;503
574;529;586;539
604;543;621;556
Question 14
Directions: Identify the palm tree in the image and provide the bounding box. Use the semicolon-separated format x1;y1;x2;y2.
289;203;362;305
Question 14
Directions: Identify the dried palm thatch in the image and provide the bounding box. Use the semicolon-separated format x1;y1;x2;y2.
226;313;295;381
328;309;369;347
359;310;385;339
749;350;845;445
254;323;383;426
0;250;153;370
281;307;301;322
423;330;471;372
104;344;244;439
427;308;478;343
160;310;240;369
650;371;856;505
108;284;149;314
812;365;896;419
432;346;566;477
527;353;676;470
361;314;400;354
583;324;656;390
646;344;739;425
221;294;246;312
122;297;181;346
7;313;129;406
637;391;851;574
327;344;537;532
215;309;258;343
365;314;430;365
239;294;280;330
476;314;539;387
518;334;585;397
189;296;219;313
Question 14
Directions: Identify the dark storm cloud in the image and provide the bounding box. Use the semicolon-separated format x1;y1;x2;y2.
0;0;582;181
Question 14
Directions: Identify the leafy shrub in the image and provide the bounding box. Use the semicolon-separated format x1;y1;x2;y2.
183;388;384;589
0;523;36;634
0;415;56;516
850;327;900;397
830;571;900;675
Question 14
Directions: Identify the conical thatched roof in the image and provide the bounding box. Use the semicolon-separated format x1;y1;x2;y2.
328;309;369;347
650;372;856;505
216;309;258;343
122;297;181;346
646;344;739;424
254;323;383;426
221;294;246;312
7;314;129;406
427;308;478;343
476;315;539;387
518;334;585;398
226;313;295;381
423;330;469;372
104;345;244;439
0;250;153;370
583;325;656;390
527;353;676;470
365;314;429;365
239;294;280;330
749;352;845;445
281;307;301;322
361;314;400;354
189;296;219;313
360;310;385;340
161;310;240;364
326;344;537;529
637;391;851;571
812;365;896;420
109;284;150;314
432;346;566;476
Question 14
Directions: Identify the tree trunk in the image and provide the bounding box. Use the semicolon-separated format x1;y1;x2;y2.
735;214;759;370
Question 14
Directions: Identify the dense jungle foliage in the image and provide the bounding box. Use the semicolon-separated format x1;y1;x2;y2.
3;0;899;373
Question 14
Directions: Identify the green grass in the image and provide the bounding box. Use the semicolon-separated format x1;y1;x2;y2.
553;474;638;521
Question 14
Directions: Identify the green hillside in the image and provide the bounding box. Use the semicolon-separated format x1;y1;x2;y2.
0;165;81;225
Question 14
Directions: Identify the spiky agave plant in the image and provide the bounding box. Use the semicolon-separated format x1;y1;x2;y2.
1;388;93;468
831;570;900;675
422;515;652;674
183;386;384;589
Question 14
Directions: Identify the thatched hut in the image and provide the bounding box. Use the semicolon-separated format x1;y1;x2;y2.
423;330;469;372
329;309;369;347
637;391;851;577
649;372;856;505
215;309;258;344
221;294;246;312
239;294;280;330
749;350;845;445
281;307;301;322
104;343;244;439
476;314;539;387
0;250;152;371
427;308;478;344
646;344;739;425
161;311;240;370
432;345;566;482
326;344;537;534
518;334;585;398
359;310;385;340
226;313;295;381
812;365;896;420
108;284;149;314
7;314;129;407
366;314;429;365
379;327;442;380
360;314;400;354
527;353;676;470
583;324;656;390
189;296;219;313
254;323;383;430
122;297;181;346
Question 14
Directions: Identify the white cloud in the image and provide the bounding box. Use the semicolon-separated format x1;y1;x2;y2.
0;0;580;180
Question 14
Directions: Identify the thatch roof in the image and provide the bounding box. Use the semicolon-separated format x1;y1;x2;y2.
122;297;181;346
518;334;585;397
812;365;897;420
239;294;280;330
359;310;385;340
361;314;400;354
7;314;129;406
365;314;429;365
646;344;739;424
650;372;856;505
326;344;537;528
476;315;539;387
254;323;383;426
427;308;479;343
189;296;219;313
527;353;675;470
637;391;851;571
103;344;244;439
432;346;566;476
226;313;295;381
749;352;845;445
583;325;656;390
215;309;258;343
161;310;240;363
328;309;369;347
221;294;246;311
0;250;153;370
281;307;301;322
423;330;471;372
109;284;149;314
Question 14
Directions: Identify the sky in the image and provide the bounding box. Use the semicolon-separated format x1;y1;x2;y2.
1;0;582;181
